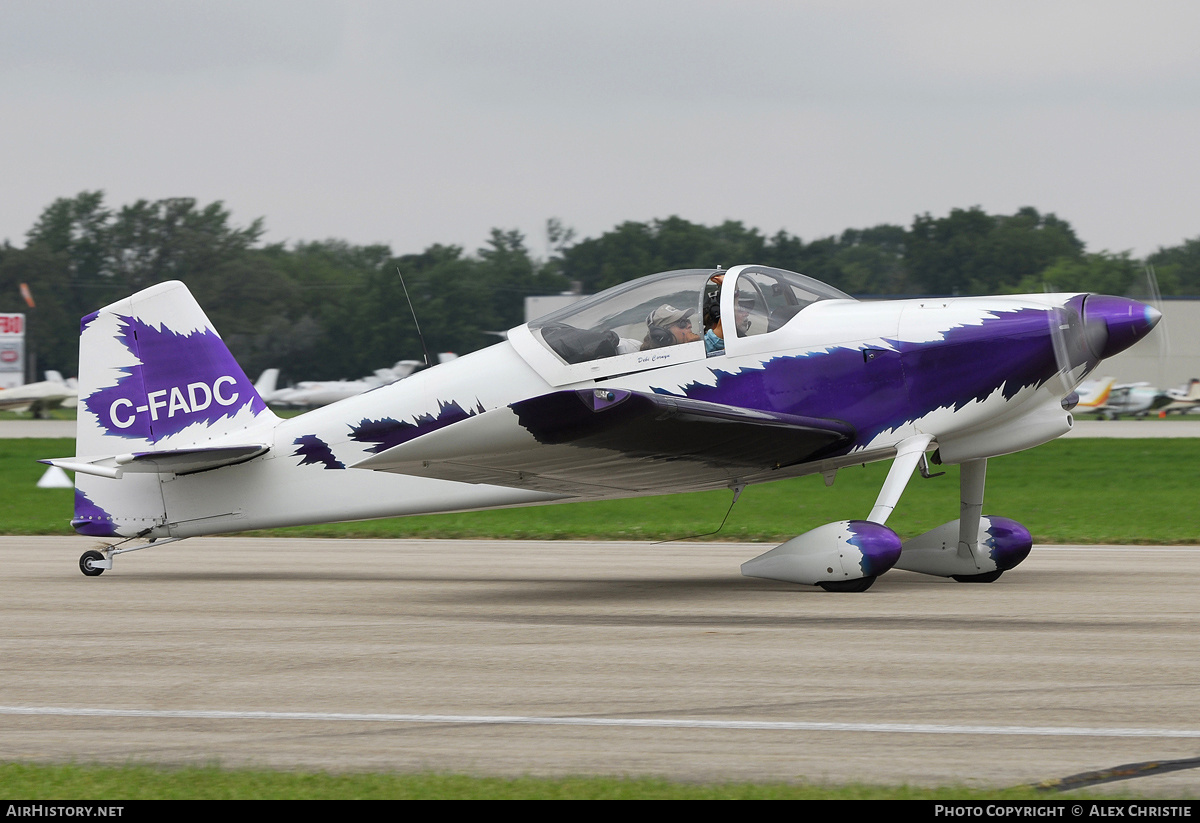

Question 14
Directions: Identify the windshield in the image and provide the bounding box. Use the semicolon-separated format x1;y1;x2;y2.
529;269;713;364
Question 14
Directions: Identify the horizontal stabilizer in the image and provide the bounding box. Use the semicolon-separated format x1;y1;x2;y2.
352;389;853;495
43;444;269;480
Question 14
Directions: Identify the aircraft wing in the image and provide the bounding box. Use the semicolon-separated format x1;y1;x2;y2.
351;389;855;495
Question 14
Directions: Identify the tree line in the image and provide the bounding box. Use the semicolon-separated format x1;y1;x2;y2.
2;192;1197;383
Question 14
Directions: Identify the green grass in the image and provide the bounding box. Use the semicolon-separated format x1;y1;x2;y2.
0;762;1149;800
0;407;77;422
5;438;1198;544
1;438;80;534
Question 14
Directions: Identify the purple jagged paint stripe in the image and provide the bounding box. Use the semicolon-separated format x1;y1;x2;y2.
665;306;1064;450
894;305;1064;408
844;520;903;577
350;399;485;454
82;315;267;442
983;516;1033;571
71;488;118;537
292;435;345;470
80;310;101;334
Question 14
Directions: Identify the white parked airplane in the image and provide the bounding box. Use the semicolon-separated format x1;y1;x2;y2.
46;265;1159;590
0;370;77;417
267;361;426;408
1161;378;1200;415
252;368;280;402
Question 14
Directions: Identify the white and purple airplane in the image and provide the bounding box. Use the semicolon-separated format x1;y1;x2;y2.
46;265;1159;590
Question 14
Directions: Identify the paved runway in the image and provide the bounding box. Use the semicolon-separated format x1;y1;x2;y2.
2;536;1198;794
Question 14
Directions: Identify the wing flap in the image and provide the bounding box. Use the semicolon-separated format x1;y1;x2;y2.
352;389;854;495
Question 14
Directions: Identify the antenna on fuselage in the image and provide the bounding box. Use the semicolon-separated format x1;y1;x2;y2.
396;268;433;369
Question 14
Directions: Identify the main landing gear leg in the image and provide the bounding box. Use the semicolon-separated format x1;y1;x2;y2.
951;458;1003;583
867;434;935;526
895;456;1032;581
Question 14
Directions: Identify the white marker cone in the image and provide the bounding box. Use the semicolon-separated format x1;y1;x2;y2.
37;466;74;489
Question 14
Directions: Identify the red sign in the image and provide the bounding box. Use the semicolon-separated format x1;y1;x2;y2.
0;314;23;335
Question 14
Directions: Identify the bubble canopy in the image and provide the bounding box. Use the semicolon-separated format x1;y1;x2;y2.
510;265;854;386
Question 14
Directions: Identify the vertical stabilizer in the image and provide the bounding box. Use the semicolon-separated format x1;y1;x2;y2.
72;281;277;536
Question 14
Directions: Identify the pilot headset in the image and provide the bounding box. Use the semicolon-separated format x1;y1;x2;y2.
647;311;677;346
703;276;722;327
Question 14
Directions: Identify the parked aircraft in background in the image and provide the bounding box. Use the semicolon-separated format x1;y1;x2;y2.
47;265;1159;590
1076;377;1170;419
1161;378;1200;415
264;356;458;409
250;369;281;404
267;361;425;408
1073;377;1116;415
0;371;77;417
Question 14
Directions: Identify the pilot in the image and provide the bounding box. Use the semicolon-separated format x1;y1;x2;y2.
640;305;700;350
701;274;751;354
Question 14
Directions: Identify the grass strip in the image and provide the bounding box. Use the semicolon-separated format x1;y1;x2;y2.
4;438;1197;544
0;762;1147;800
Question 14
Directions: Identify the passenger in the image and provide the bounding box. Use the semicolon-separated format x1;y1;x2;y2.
640;305;700;350
702;275;725;353
702;274;751;354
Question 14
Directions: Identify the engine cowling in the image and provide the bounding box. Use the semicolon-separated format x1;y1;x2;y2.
935;401;1074;464
741;520;902;587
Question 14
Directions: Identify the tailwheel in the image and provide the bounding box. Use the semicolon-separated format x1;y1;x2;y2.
79;550;106;577
951;570;1004;583
818;575;877;593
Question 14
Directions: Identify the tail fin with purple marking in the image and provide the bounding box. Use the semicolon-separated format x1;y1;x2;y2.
55;281;278;537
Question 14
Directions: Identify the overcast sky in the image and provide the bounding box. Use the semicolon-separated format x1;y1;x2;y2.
3;1;1198;260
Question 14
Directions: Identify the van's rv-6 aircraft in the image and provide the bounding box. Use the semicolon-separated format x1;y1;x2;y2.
46;265;1160;591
